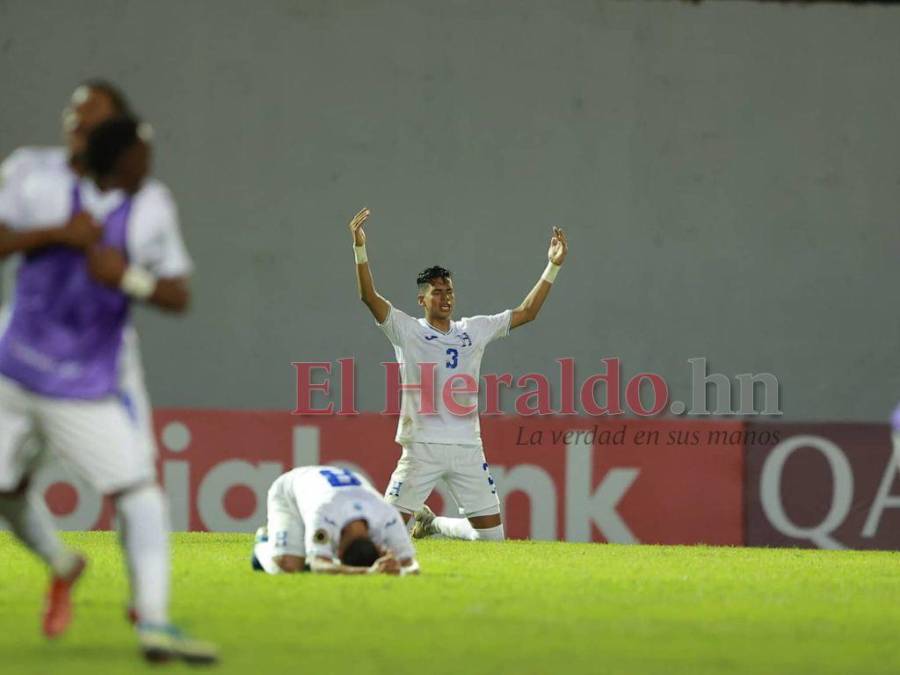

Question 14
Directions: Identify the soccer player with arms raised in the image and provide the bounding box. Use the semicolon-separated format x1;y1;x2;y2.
348;207;568;542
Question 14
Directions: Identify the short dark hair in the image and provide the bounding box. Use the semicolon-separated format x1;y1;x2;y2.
79;79;132;116
85;115;141;178
341;537;380;568
416;266;452;291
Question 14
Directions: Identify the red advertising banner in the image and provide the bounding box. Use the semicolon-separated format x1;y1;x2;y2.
34;410;745;545
479;417;744;544
744;422;898;550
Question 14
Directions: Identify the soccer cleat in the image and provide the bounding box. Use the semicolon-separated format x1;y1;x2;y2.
42;554;87;639
255;525;268;543
251;525;268;571
411;505;438;539
138;623;219;665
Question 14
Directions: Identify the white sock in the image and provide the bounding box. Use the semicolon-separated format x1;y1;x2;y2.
432;517;505;541
432;516;478;540
115;518;137;609
0;491;78;576
116;484;170;626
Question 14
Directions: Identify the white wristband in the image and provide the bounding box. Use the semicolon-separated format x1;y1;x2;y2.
120;265;157;300
353;244;368;264
541;261;560;284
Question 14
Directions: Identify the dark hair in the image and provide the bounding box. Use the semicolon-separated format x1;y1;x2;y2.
85;115;141;178
79;79;132;116
341;537;380;568
416;266;452;290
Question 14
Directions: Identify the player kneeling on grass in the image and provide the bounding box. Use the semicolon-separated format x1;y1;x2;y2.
348;207;568;542
252;465;420;576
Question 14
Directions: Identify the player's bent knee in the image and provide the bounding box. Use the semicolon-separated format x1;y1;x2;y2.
274;555;305;573
109;479;160;501
468;513;502;530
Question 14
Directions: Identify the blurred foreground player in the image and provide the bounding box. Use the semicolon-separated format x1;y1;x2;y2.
0;115;216;664
0;80;165;630
348;207;568;542
0;86;160;480
252;465;420;575
0;84;127;627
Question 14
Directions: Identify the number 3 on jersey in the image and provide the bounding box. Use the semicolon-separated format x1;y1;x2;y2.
319;468;362;487
446;348;459;369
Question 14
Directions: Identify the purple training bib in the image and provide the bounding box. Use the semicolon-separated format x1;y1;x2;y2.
0;182;132;398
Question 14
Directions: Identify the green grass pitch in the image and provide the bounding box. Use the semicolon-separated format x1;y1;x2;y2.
1;532;899;674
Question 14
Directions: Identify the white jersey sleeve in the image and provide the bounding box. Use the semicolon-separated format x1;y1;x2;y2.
377;303;421;347
127;181;193;277
0;149;30;226
378;506;416;561
304;508;341;561
464;310;512;344
0;147;69;228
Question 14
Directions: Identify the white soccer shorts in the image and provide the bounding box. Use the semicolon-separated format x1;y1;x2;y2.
265;478;306;559
0;374;155;494
384;442;500;518
117;327;160;467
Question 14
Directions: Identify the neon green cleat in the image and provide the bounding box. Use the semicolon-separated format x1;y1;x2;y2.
411;504;438;539
138;623;219;665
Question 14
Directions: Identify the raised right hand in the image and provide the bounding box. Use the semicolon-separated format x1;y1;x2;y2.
349;207;369;246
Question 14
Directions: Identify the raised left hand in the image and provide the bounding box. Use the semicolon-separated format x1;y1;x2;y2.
548;226;568;266
87;246;127;287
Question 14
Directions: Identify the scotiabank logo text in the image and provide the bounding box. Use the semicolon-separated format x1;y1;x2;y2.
29;413;895;550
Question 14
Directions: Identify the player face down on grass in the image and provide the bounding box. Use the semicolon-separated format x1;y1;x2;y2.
257;466;419;576
271;519;382;572
336;520;381;567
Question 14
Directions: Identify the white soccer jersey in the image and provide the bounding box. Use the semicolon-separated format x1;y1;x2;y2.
0;146;69;225
5;165;192;278
378;304;512;446
0;147;72;333
272;466;415;562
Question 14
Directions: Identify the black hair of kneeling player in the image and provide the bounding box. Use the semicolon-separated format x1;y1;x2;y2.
341;537;380;568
